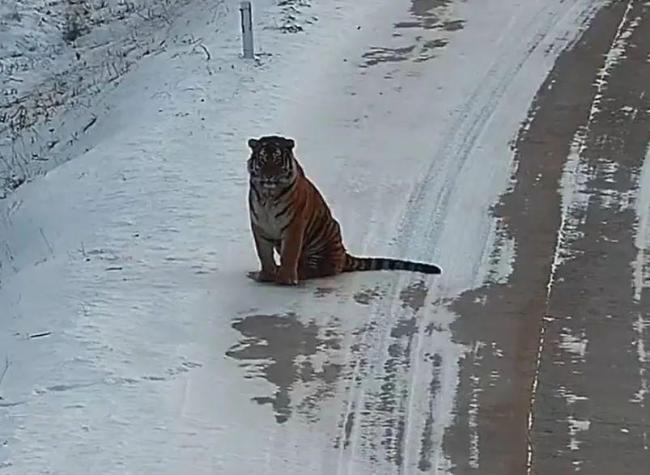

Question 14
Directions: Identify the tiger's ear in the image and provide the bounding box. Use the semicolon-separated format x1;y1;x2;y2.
284;138;295;150
248;138;259;149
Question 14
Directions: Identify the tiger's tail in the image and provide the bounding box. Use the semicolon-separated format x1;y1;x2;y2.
343;253;442;275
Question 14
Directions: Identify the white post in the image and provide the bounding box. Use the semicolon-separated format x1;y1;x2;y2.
240;1;254;59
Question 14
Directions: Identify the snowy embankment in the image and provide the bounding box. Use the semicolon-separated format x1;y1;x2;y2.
0;0;606;473
0;0;218;198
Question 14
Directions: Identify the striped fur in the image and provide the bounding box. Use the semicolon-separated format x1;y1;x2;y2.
246;135;442;285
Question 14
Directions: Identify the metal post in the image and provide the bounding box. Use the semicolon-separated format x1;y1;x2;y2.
240;1;254;59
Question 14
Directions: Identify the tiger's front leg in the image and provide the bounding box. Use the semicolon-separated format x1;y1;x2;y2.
249;226;278;283
276;221;305;286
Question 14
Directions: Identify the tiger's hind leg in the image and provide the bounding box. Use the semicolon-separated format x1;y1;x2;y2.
298;251;346;281
298;265;338;281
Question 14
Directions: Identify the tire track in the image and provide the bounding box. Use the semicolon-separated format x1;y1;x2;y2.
394;0;596;269
534;0;650;471
332;1;603;473
445;1;636;473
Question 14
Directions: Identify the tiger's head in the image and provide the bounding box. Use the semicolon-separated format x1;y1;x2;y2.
247;135;297;193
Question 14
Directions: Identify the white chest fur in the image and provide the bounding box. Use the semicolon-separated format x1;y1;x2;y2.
250;194;286;240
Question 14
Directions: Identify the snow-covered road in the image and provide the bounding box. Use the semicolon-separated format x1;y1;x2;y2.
1;0;649;473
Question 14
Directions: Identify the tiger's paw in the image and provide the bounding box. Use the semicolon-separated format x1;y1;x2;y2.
275;268;299;286
247;269;277;283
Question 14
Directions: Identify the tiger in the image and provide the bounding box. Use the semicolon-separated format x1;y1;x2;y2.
246;135;442;285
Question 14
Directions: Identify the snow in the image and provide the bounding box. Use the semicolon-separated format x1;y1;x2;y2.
556;386;590;469
631;146;650;443
0;0;606;472
559;327;588;360
633;145;650;301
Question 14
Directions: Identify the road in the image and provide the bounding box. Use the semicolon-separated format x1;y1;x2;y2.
0;0;648;473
